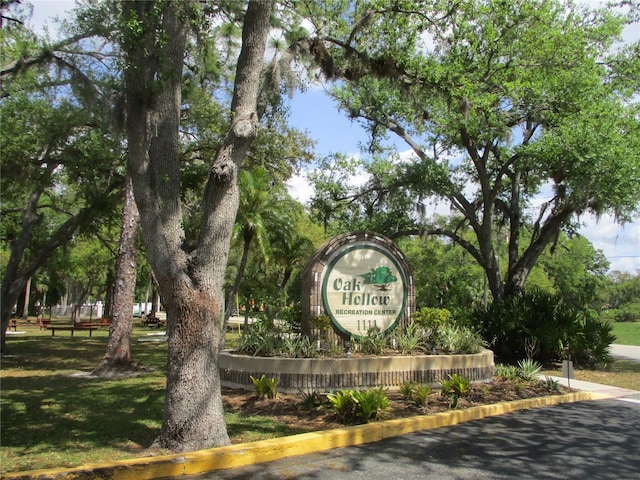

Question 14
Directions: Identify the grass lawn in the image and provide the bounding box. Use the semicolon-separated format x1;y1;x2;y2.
610;321;640;346
0;320;280;474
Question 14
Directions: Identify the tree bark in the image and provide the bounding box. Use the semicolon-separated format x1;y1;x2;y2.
224;230;253;326
93;174;142;376
123;0;272;452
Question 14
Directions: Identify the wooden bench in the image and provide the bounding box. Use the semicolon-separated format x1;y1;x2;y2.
75;322;109;328
47;326;98;337
38;318;51;330
8;319;18;331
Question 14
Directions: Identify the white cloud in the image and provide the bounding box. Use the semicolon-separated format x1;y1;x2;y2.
578;215;640;273
287;173;313;204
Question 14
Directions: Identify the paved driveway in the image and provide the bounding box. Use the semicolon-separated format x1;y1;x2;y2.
180;398;640;480
611;344;640;362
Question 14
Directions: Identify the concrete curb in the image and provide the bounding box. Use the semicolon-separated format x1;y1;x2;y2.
2;391;603;480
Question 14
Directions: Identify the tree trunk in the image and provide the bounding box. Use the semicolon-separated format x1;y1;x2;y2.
123;0;272;451
21;277;31;319
93;174;143;376
224;231;253;325
155;287;227;452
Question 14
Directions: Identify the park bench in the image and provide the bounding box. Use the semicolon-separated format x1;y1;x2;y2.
46;326;98;337
8;319;18;331
143;315;166;328
38;318;51;330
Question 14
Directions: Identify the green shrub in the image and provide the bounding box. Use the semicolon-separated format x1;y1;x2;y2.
250;374;278;399
237;320;321;359
474;289;614;367
399;380;418;400
538;376;561;393
352;388;391;422
281;335;318;358
327;388;391;424
614;302;640;322
392;322;426;354
354;326;387;355
495;364;519;381
412;307;452;329
327;390;357;423
435;324;486;354
567;314;615;368
398;381;431;406
410;384;432;407
298;390;324;410
309;314;332;331
278;303;303;332
236;320;283;357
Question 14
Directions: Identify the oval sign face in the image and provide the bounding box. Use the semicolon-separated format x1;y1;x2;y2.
322;243;407;339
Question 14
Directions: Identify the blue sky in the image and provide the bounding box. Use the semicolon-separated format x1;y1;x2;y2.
29;1;640;274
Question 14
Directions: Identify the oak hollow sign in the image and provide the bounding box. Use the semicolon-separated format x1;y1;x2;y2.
301;231;415;340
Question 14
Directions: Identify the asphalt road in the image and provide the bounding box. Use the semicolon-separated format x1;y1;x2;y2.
180;398;640;480
170;345;640;480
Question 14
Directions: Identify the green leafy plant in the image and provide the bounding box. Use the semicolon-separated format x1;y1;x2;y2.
495;364;519;381
440;374;471;409
479;385;490;398
354;326;388;355
298;390;324;410
399;381;431;407
539;376;561;394
327;390;357;423
309;314;332;332
282;335;319;358
410;384;432;407
412;307;452;329
352;388;391;422
392;322;426;354
399;380;418;400
327;388;391;424
517;358;542;382
475;290;614;367
435;324;486;354
237;320;283;357
250;375;278;399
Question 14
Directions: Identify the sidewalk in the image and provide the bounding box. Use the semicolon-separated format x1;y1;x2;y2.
544;375;640;400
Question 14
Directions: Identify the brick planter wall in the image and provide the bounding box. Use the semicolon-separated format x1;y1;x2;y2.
220;349;495;393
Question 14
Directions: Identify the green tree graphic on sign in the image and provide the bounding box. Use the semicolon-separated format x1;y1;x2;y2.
360;267;398;291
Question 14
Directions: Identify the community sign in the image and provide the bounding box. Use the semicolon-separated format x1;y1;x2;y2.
322;242;408;338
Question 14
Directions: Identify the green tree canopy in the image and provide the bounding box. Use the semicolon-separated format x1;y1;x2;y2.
300;0;640;301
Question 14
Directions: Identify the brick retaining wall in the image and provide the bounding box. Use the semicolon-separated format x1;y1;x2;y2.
220;350;495;392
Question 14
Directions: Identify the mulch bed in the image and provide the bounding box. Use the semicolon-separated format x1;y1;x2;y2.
221;379;570;440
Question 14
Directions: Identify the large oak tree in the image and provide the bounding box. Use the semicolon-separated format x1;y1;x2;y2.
0;7;123;351
300;0;640;301
121;0;273;451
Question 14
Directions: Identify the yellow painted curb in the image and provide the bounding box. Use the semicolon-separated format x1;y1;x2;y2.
1;392;599;480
